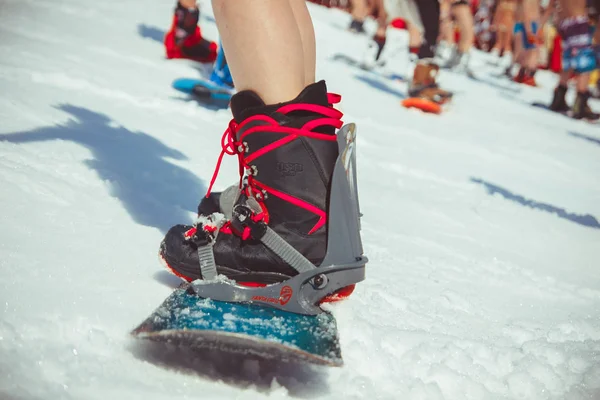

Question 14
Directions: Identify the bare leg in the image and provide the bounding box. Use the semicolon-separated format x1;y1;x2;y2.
492;1;515;54
290;0;316;85
494;28;506;52
522;19;539;71
212;0;306;103
558;71;570;86
407;22;423;48
439;0;455;44
452;3;474;53
179;0;196;8
351;0;369;22
490;4;502;52
576;73;590;93
513;30;524;64
503;28;514;54
523;47;539;70
374;0;387;38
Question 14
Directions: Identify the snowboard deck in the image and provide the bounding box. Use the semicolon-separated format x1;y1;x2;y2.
131;284;343;366
172;78;233;102
402;97;443;114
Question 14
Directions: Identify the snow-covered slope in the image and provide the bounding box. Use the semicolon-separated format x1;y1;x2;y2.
1;1;599;399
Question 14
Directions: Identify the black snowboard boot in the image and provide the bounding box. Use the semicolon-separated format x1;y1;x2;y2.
160;81;344;284
572;91;600;121
349;19;366;34
549;84;569;113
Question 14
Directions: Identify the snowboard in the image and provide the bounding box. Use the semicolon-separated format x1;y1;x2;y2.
531;102;599;123
401;98;443;114
172;78;233;103
131;283;342;366
330;53;408;82
132;123;367;367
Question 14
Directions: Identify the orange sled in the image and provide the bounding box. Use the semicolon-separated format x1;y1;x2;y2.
401;98;442;114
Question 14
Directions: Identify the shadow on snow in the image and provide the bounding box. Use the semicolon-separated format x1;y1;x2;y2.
169;93;230;111
568;131;600;147
466;72;521;94
128;340;329;398
355;74;406;99
137;24;165;45
471;177;600;229
330;53;407;81
0;104;204;233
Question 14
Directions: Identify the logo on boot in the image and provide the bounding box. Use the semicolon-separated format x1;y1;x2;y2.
277;162;303;177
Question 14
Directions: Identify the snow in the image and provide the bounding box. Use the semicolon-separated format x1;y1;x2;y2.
1;0;599;399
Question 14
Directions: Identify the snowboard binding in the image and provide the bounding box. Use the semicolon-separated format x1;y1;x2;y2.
185;122;367;315
132;124;367;366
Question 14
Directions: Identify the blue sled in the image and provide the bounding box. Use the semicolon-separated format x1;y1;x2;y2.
131;283;342;366
172;78;233;103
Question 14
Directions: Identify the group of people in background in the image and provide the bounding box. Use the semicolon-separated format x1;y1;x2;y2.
161;0;600;119
318;0;600;120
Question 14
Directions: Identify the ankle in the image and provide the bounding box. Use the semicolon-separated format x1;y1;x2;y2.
231;81;333;123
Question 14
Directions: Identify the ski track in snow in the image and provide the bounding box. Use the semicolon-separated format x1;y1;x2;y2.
1;0;600;399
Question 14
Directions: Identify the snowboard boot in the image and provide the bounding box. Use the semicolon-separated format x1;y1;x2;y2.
408;60;453;104
349;19;366;34
450;50;472;74
164;2;217;63
160;81;350;286
523;72;537;87
444;48;460;69
499;51;513;70
434;41;454;68
513;67;537;86
489;47;500;62
572;91;600;121
549;84;569;113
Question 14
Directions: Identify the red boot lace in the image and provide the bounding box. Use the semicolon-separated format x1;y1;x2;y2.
203;93;344;239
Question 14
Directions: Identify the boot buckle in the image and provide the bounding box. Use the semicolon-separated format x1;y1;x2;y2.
231;204;267;240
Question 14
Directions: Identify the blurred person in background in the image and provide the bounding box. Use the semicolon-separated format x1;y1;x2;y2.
544;0;599;120
512;0;542;86
490;0;517;69
437;0;476;73
165;0;218;63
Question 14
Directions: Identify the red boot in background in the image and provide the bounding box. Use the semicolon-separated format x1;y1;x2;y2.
550;34;562;74
164;2;217;63
513;66;538;87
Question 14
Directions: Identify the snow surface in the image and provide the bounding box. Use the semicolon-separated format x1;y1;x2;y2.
1;0;600;399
